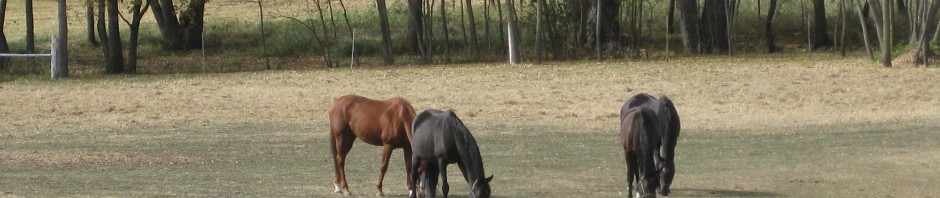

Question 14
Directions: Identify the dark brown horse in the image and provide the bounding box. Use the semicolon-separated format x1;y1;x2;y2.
328;95;417;196
410;109;492;198
620;106;661;198
625;93;681;196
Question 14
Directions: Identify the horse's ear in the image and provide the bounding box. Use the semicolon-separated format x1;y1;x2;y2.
485;175;493;183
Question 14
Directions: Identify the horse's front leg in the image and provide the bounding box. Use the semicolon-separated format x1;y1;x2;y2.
377;145;393;197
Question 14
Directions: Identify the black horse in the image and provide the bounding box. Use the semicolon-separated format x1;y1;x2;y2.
410;109;493;198
620;106;662;198
625;93;681;196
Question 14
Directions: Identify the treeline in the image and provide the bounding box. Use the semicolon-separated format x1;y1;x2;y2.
1;0;937;76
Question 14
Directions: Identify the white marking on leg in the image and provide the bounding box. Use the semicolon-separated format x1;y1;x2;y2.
334;183;342;193
409;190;414;197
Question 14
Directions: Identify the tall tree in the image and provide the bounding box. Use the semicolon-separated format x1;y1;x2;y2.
150;0;207;51
407;0;426;59
535;0;542;64
440;0;449;62
55;0;68;78
812;0;834;48
125;0;152;74
701;0;729;53
86;0;98;46
105;0;124;73
375;0;394;65
579;0;621;53
667;0;676;33
25;0;34;53
766;0;779;52
465;0;480;60
852;0;874;59
676;0;700;54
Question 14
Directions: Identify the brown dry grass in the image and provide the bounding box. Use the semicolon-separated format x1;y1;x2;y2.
3;52;938;134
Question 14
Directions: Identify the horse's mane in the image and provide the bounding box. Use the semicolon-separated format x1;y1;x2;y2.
449;111;485;180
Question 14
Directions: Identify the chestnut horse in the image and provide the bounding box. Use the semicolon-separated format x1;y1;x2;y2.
328;95;417;196
620;106;661;198
625;93;681;196
410;109;492;198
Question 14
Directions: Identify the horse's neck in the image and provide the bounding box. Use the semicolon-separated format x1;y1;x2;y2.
452;127;485;183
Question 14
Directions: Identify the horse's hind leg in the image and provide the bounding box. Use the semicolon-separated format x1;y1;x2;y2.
335;133;356;196
425;165;440;198
376;145;394;197
409;157;422;198
404;147;415;195
626;152;637;198
438;160;450;198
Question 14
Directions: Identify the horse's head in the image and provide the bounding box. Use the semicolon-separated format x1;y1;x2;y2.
469;175;493;198
658;163;674;196
637;169;659;198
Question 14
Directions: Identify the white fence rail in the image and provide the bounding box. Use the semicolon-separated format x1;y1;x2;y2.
0;36;59;79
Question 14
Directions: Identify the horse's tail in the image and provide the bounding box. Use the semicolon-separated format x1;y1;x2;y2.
637;107;661;175
399;101;417;144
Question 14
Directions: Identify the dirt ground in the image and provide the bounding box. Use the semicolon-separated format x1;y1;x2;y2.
1;53;939;197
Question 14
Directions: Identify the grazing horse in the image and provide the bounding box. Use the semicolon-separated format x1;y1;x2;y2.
328;95;417;196
410;109;493;198
620;106;661;198
625;93;681;196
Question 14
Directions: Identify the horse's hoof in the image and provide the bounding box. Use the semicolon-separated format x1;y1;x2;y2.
342;191;353;196
376;192;385;197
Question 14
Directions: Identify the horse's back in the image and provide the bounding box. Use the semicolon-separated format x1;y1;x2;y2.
329;95;415;146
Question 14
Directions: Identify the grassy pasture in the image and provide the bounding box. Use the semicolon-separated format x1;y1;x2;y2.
2;53;940;197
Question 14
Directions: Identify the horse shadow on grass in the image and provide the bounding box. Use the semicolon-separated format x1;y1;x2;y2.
670;188;783;197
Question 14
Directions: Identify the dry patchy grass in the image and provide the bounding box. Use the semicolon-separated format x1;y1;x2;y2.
1;53;939;197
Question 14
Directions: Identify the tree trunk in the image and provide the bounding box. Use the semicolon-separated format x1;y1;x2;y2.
701;0;729;53
853;0;874;60
151;0;183;51
465;0;480;60
581;0;621;53
535;0;542;64
86;0;98;46
407;0;426;58
440;0;450;62
667;0;676;33
766;0;778;53
25;0;34;53
882;0;892;67
376;0;394;65
676;0;700;54
150;0;206;51
55;0;68;78
506;0;520;64
127;0;152;74
496;0;506;55
106;0;124;74
812;0;834;48
914;0;940;65
97;0;109;68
